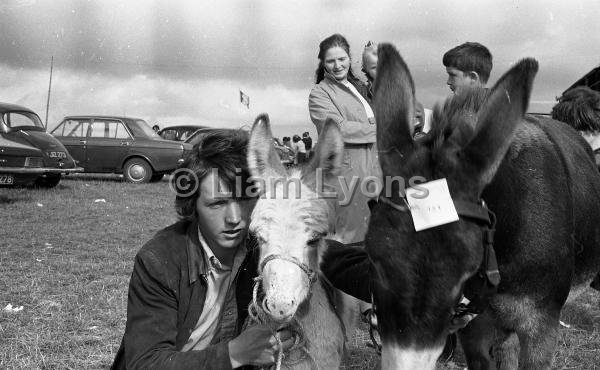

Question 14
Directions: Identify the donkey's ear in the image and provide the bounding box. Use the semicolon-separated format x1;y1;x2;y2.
248;114;286;181
304;118;344;178
461;58;538;187
374;43;416;177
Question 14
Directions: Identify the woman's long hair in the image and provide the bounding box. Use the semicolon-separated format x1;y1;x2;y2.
314;33;360;85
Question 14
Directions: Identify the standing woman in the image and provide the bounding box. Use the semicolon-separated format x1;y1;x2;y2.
308;33;380;244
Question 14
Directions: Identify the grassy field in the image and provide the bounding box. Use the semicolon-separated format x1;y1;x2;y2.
1;175;599;369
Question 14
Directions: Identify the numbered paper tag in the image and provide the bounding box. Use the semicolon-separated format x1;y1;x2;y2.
405;178;459;231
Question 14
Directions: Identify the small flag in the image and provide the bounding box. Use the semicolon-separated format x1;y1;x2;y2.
240;90;250;109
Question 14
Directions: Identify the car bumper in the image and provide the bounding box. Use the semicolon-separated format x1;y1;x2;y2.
0;166;84;174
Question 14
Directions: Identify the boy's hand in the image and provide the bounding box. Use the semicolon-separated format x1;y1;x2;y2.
228;325;294;368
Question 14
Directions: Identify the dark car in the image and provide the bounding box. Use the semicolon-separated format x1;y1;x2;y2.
0;103;82;187
51;116;192;183
158;125;207;142
183;127;220;146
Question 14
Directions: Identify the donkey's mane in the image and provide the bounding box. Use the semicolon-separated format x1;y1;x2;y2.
422;87;491;152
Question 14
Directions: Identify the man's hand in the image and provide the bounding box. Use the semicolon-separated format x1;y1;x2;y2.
228;325;294;368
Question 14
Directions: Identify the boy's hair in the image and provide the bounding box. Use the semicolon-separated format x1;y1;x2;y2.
551;86;600;132
443;42;493;83
173;129;253;220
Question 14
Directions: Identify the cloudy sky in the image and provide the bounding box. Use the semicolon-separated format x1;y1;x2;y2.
0;0;598;137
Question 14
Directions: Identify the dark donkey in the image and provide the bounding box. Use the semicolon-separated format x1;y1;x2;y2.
367;44;600;369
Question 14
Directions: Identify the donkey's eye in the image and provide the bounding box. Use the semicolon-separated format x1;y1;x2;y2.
307;239;320;247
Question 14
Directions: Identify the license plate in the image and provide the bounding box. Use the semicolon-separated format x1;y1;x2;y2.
49;151;67;159
0;175;14;184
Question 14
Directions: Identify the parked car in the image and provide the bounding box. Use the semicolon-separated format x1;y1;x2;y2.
158;125;207;141
183;127;220;146
0;102;82;187
51;115;192;183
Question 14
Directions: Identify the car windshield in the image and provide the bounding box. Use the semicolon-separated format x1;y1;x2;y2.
128;119;160;139
2;111;45;130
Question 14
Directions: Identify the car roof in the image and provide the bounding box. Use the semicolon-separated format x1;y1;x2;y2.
160;125;207;130
61;115;144;122
0;102;37;114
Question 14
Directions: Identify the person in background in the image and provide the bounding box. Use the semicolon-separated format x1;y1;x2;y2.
551;86;600;169
292;134;307;164
443;42;492;94
362;40;432;139
308;33;380;245
152;124;160;133
361;40;378;100
302;132;313;159
282;136;292;149
308;33;380;337
111;129;293;369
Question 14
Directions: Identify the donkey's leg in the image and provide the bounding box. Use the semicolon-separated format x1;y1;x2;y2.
497;295;560;369
459;312;496;370
515;313;558;370
492;330;519;370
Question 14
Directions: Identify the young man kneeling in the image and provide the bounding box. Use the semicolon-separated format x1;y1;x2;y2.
111;129;293;369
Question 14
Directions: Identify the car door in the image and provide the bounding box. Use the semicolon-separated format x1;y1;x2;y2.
85;119;133;172
51;119;90;168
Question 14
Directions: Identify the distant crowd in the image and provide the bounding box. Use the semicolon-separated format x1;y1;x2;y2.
274;131;313;165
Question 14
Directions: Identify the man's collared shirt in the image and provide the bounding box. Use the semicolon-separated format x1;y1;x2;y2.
181;228;247;352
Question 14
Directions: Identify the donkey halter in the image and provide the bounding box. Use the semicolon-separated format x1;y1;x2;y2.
374;195;501;326
259;254;318;285
247;253;320;369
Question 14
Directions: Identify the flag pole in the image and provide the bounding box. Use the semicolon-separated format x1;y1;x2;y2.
45;55;53;128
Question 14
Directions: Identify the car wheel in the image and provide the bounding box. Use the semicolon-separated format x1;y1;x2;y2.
123;158;153;183
34;174;61;188
149;173;164;182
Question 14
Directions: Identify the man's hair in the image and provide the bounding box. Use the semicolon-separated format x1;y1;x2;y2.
173;129;252;221
551;86;600;133
443;42;493;83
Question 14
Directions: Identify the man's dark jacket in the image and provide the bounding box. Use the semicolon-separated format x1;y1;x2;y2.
111;220;259;370
320;240;370;302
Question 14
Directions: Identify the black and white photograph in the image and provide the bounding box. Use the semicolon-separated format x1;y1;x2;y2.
1;0;599;369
